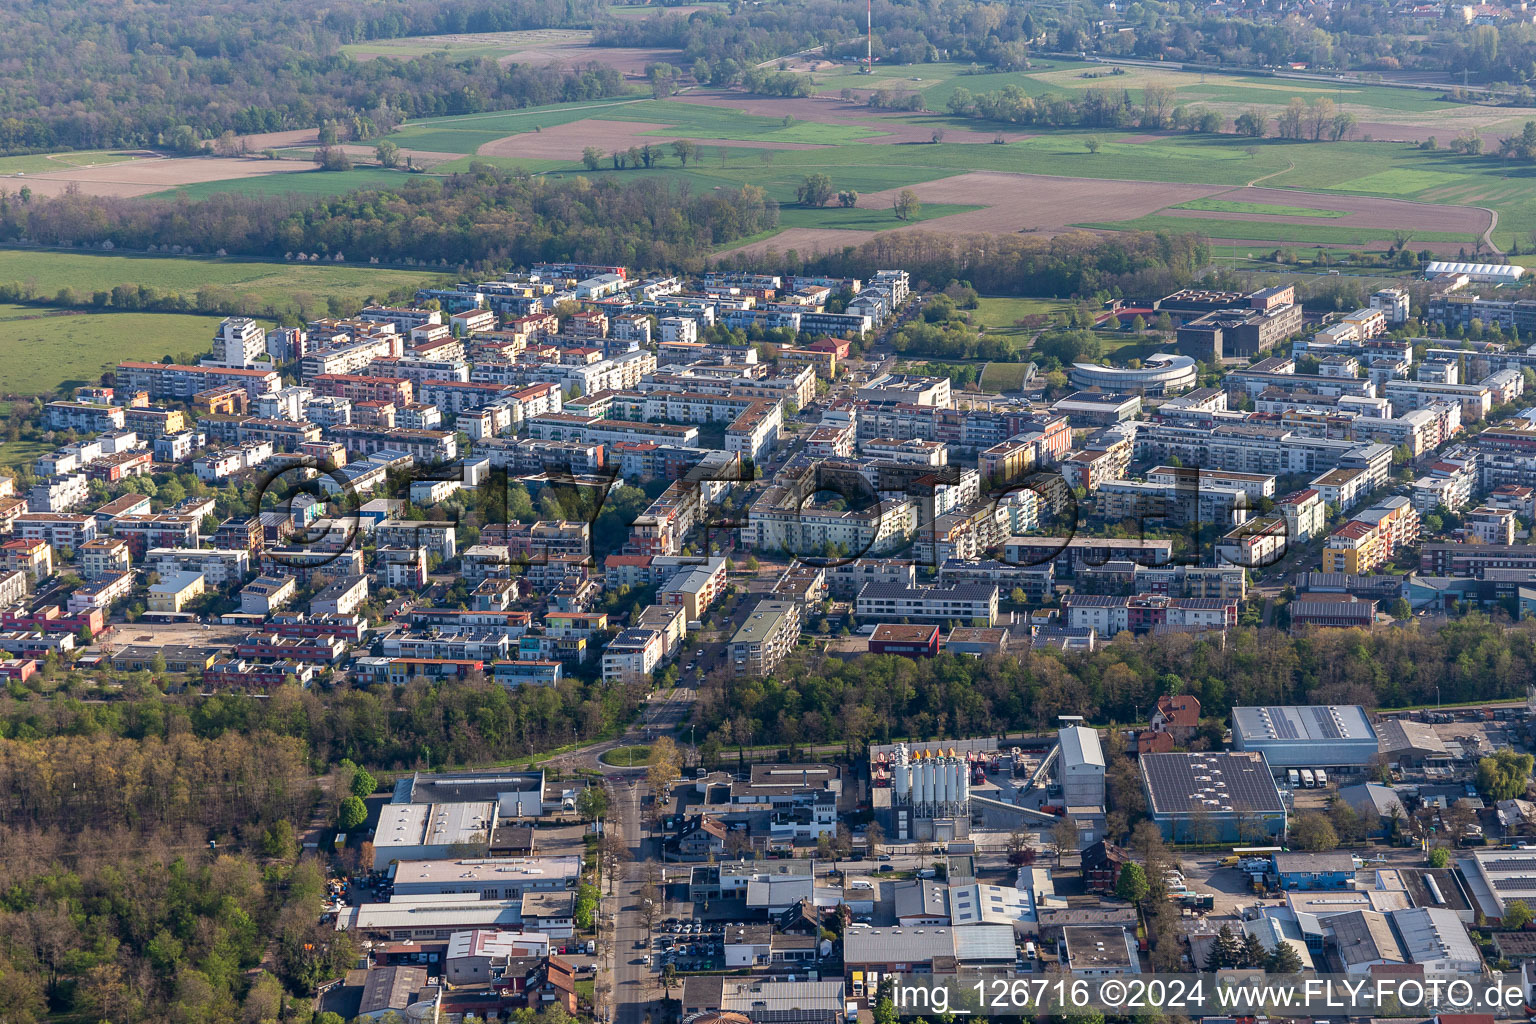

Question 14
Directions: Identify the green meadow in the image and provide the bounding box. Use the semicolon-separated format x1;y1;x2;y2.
152;167;424;200
1171;198;1349;218
0;251;448;320
0;305;229;395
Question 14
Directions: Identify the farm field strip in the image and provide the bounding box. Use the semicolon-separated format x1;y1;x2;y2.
1171;197;1349;218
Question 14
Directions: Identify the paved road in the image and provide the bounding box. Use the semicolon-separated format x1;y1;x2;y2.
544;685;696;1024
612;776;655;1024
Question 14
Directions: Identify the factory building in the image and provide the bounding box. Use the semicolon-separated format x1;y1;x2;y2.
887;742;973;843
1140;751;1287;843
1058;725;1106;810
1230;705;1378;775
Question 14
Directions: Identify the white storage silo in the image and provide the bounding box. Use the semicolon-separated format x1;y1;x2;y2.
893;744;911;803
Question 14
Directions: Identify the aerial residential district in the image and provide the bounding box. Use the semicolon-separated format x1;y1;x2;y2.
18;259;1536;1024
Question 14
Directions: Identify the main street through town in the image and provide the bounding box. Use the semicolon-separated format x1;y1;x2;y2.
546;683;697;1024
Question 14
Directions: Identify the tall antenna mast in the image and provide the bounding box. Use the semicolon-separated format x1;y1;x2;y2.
867;0;872;71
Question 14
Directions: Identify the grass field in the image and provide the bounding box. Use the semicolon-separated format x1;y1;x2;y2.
388;97;884;155
0;305;228;395
603;745;651;767
428;155;577;174
1076;213;1475;244
393;100;1536;251
388;99;650;153
151;167;423;200
972;296;1075;339
0;150;141;176
777;202;980;230
0;251;449;320
0;438;50;470
341;27;594;61
1170;197;1349;218
604;100;884;145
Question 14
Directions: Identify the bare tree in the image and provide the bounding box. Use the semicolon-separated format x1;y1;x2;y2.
1051;818;1078;866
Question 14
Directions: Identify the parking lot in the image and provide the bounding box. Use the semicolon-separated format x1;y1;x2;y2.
649;917;726;973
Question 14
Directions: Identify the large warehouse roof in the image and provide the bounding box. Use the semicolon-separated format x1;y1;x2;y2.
1232;705;1376;743
1140;751;1285;816
1425;261;1524;280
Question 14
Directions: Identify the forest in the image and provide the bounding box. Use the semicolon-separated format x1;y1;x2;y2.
0;169;778;272
690;614;1536;756
11;0;1536;157
0;845;358;1024
0;660;646;1021
0;671;643;782
0;0;627;153
602;0;1536;86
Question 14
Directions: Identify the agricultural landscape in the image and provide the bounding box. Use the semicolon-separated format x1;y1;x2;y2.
2;41;1529;399
7;53;1534;259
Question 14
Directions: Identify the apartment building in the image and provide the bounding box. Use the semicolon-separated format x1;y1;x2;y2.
116;361;279;400
206;317;269;368
1385;379;1492;422
729;599;802;677
328;426;457;463
78;537;131;577
1464;505;1518;545
15;513;97;551
1311;466;1374;514
854;583;999;626
299;335;401;378
45;401;125;433
1322;497;1419;575
147;547;250;586
28;475;89;512
528;413;698;449
602;627;666;683
311;373;414;407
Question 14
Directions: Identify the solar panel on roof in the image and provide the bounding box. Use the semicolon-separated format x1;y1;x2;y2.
1492;877;1536;890
1311;706;1342;740
1269;707;1298;739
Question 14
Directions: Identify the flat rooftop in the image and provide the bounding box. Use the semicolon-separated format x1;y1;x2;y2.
390;856;580;887
1062;925;1136;971
392;769;544;804
1141;751;1285;816
730;599;797;645
374;802;496;851
1232;705;1376;744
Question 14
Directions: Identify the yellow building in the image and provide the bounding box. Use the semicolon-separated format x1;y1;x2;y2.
1322;520;1377;575
147;570;205;613
1322;497;1418;575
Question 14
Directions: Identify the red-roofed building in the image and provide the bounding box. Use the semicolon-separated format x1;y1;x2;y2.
1152;694;1201;741
869;623;940;658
